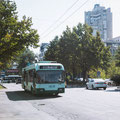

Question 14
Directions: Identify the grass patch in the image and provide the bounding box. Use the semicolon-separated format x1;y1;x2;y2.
0;84;4;89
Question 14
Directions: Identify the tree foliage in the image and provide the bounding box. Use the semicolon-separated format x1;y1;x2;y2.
111;74;120;85
45;23;111;82
109;49;120;84
16;49;36;73
115;47;120;67
45;36;59;61
0;0;39;70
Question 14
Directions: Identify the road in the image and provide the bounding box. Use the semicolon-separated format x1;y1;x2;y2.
0;83;120;120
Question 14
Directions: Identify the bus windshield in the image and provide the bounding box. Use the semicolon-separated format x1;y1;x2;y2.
36;70;64;83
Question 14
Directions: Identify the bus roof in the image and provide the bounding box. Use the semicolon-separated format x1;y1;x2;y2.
22;62;64;72
39;61;57;63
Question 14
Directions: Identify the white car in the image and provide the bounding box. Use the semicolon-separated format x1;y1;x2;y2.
105;79;113;86
86;78;107;90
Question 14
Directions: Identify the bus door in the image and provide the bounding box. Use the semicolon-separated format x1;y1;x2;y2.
33;70;36;89
25;71;28;86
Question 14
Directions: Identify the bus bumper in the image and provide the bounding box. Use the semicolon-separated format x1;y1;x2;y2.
35;88;65;94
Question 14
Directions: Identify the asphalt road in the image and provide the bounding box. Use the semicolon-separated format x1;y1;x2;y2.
0;83;120;120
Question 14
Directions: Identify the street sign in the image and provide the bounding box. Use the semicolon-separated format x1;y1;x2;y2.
97;71;101;77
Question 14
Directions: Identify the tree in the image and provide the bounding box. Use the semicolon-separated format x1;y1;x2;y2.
110;47;120;85
57;26;79;79
45;27;80;79
45;23;111;83
115;47;120;67
44;36;59;61
70;24;111;82
16;49;36;74
0;0;39;70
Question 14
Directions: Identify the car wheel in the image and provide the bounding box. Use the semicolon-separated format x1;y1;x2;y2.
103;87;106;90
86;85;88;89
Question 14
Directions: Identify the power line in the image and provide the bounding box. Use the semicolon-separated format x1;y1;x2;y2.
41;0;80;36
41;0;90;39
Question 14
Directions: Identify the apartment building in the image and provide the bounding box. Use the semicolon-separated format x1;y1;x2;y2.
85;4;112;41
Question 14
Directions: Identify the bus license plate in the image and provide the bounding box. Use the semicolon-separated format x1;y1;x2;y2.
49;85;55;88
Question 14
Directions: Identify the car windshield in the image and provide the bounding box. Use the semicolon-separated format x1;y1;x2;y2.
36;70;64;83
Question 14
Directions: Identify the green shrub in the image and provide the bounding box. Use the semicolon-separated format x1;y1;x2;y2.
111;74;120;85
0;85;3;89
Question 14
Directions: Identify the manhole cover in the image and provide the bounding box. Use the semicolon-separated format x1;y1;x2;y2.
39;104;45;106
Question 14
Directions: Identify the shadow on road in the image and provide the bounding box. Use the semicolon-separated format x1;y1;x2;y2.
6;91;62;101
66;85;85;89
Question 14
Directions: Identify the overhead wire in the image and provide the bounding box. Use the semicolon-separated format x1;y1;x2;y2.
41;0;90;39
41;0;80;36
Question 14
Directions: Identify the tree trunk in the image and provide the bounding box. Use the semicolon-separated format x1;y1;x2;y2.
82;70;87;84
72;62;76;81
72;67;76;81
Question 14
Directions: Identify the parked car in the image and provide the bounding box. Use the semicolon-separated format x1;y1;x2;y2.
74;77;83;81
86;78;107;90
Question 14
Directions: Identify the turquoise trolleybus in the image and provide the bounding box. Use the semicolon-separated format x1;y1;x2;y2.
22;61;65;95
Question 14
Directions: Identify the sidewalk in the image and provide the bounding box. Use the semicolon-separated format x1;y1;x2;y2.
0;83;57;120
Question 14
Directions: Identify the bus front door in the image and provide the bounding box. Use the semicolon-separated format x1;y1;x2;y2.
33;72;36;90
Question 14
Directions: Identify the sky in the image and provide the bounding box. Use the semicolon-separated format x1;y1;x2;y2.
13;0;120;54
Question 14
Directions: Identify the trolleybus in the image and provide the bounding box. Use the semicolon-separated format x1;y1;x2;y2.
22;61;65;95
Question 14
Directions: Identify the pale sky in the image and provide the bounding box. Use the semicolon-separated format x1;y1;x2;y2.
13;0;120;53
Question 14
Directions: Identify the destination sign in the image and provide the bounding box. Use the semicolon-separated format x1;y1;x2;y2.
40;66;61;69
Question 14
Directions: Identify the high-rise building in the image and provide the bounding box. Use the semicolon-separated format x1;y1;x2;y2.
85;4;112;41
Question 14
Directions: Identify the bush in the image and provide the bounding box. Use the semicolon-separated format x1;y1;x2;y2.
111;74;120;85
